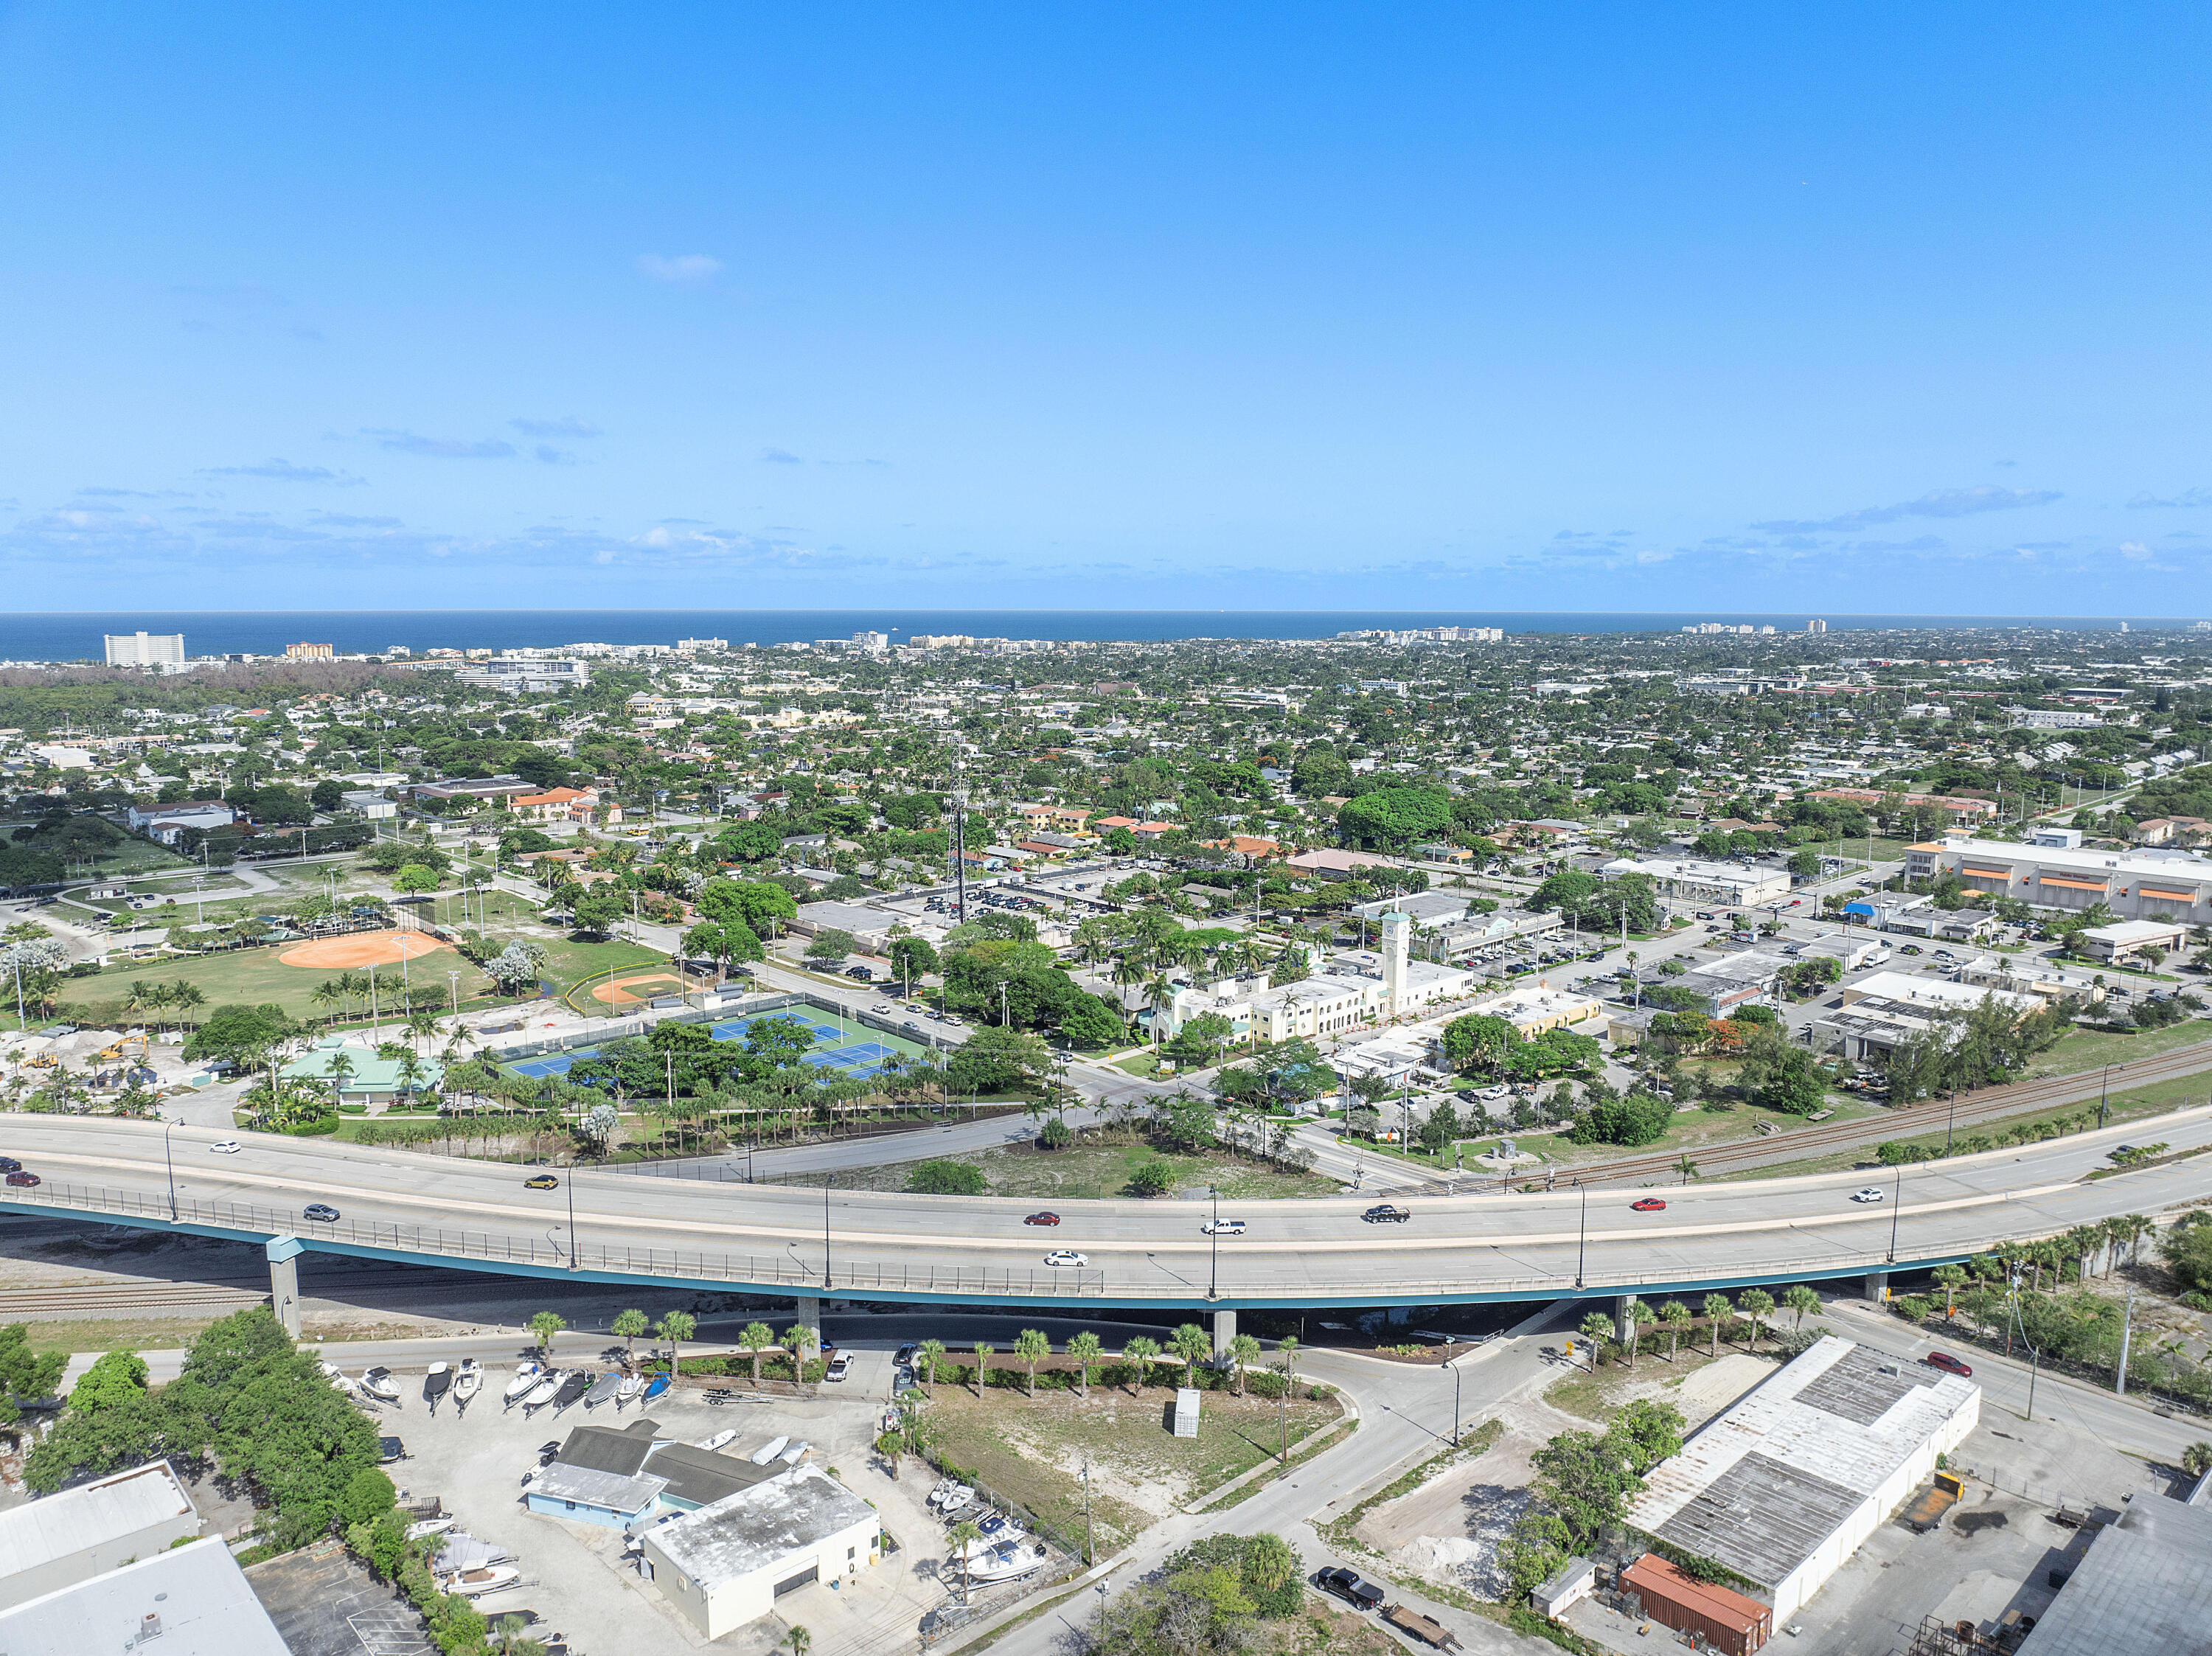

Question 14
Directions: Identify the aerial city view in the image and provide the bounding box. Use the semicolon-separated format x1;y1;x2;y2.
1;10;2208;1656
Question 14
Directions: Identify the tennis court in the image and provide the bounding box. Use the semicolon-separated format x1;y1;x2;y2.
504;1012;930;1081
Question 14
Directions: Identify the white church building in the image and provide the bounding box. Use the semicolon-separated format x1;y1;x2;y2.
1151;911;1475;1043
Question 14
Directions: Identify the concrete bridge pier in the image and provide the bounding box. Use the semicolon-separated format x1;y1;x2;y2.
268;1236;304;1337
1211;1307;1237;1360
790;1292;823;1353
1863;1272;1889;1303
1615;1295;1639;1345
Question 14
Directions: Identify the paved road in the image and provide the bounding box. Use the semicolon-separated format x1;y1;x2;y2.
4;1107;2208;1310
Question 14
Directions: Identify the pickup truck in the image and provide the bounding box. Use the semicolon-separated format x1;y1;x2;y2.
1382;1605;1460;1649
1902;1472;1964;1532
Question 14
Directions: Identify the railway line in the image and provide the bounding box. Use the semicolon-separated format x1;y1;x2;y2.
1567;1036;2212;1187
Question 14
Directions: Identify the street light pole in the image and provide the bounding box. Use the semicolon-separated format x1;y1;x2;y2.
565;1166;578;1269
1206;1183;1220;1300
164;1119;178;1220
1888;1166;1902;1263
1575;1179;1587;1288
823;1176;835;1290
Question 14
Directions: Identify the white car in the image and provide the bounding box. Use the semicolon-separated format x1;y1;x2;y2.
1043;1250;1089;1267
209;1139;240;1155
825;1353;852;1382
1201;1218;1247;1236
1851;1187;1886;1203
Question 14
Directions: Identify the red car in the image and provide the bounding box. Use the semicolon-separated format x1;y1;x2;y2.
1023;1211;1060;1227
1630;1197;1666;1212
4;1172;38;1188
1924;1351;1972;1378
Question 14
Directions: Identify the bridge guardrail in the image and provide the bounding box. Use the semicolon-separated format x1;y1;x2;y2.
0;1175;2025;1304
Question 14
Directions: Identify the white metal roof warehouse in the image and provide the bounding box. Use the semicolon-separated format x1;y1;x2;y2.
1626;1337;1980;1623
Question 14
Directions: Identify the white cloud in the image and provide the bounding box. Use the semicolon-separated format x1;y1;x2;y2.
635;254;723;286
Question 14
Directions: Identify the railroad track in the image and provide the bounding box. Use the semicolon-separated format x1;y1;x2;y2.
1565;1036;2212;1188
0;1282;268;1316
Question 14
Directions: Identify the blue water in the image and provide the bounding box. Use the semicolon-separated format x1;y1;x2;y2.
1;609;2167;663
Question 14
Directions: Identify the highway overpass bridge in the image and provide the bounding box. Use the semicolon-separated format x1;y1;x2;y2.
0;1110;2203;1352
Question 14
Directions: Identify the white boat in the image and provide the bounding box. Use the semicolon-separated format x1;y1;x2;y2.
358;1368;401;1404
522;1369;563;1409
442;1565;521;1597
955;1538;1048;1584
702;1428;738;1452
748;1435;789;1465
929;1482;973;1510
406;1517;456;1540
453;1359;481;1406
776;1438;810;1465
503;1362;543;1406
616;1372;643;1406
319;1360;359;1397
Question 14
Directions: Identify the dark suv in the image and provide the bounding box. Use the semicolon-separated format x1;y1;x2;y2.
1361;1203;1411;1224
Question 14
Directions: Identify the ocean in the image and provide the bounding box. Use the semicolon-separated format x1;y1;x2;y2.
4;609;2165;663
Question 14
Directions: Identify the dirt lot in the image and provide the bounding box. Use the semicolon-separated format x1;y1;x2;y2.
922;1377;1345;1554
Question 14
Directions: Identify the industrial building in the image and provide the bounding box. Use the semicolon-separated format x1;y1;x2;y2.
2013;1492;2212;1656
0;1535;288;1656
1625;1337;1980;1624
639;1463;880;1639
1908;835;2212;923
0;1460;199;1611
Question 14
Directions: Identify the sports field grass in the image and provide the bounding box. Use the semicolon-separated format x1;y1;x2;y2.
50;930;668;1023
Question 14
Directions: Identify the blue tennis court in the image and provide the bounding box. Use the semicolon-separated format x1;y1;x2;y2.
504;1016;919;1082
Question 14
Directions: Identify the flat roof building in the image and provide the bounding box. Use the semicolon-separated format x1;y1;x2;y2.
0;1535;286;1656
103;632;184;667
1627;1337;1978;1624
641;1464;880;1640
0;1460;198;1611
1925;835;2212;923
2073;919;2185;964
1599;855;1790;908
2015;1492;2212;1656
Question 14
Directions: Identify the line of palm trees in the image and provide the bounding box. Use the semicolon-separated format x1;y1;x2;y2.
121;978;209;1030
1973;1216;2157;1290
309;971;443;1029
900;1324;1292;1402
1577;1284;1826;1369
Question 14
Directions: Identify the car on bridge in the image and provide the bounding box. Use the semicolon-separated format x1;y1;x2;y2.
1043;1250;1088;1267
524;1174;560;1191
210;1140;240;1155
1023;1211;1060;1226
0;1158;21;1173
1630;1197;1666;1212
303;1202;341;1221
1362;1204;1411;1224
1851;1187;1885;1203
1202;1217;1247;1235
4;1172;37;1188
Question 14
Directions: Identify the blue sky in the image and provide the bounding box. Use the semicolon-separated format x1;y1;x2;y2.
4;4;2211;613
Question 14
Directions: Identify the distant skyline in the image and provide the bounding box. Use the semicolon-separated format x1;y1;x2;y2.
4;5;2211;613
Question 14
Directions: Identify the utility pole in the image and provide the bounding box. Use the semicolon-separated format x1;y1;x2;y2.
2116;1287;2135;1395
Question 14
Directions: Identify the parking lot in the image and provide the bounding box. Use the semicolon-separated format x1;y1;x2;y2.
344;1343;959;1654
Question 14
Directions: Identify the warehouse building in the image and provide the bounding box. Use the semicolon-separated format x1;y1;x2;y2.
1598;855;1790;908
1910;835;2212;923
1625;1337;1979;1624
2014;1491;2212;1655
0;1460;199;1611
640;1464;880;1639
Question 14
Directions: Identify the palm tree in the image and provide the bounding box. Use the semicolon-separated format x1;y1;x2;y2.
1624;1300;1655;1368
169;980;206;1027
529;1310;566;1354
737;1321;773;1386
1674;1155;1698;1185
612;1308;648;1360
1144;974;1178;1043
324;1049;356;1110
658;1310;697;1379
1782;1284;1822;1330
1658;1300;1691;1363
1122;1335;1161;1394
1738;1288;1775;1351
1930;1267;1966;1319
916;1337;946;1398
1245;1532;1296;1595
1577;1309;1614;1371
310;979;341;1027
1276;1335;1300;1410
407;1009;440;1054
787;1627;810;1656
1066;1331;1102;1398
782;1322;817;1382
1012;1329;1049;1398
970;1340;994;1396
1168;1322;1211;1377
395;1051;425;1103
947;1519;983;1603
1229;1333;1262;1394
1703;1293;1733;1357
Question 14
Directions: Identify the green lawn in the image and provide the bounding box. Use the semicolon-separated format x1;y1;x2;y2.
779;1136;1335;1200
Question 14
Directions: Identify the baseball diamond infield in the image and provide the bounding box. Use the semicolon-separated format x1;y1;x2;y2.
276;930;455;970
